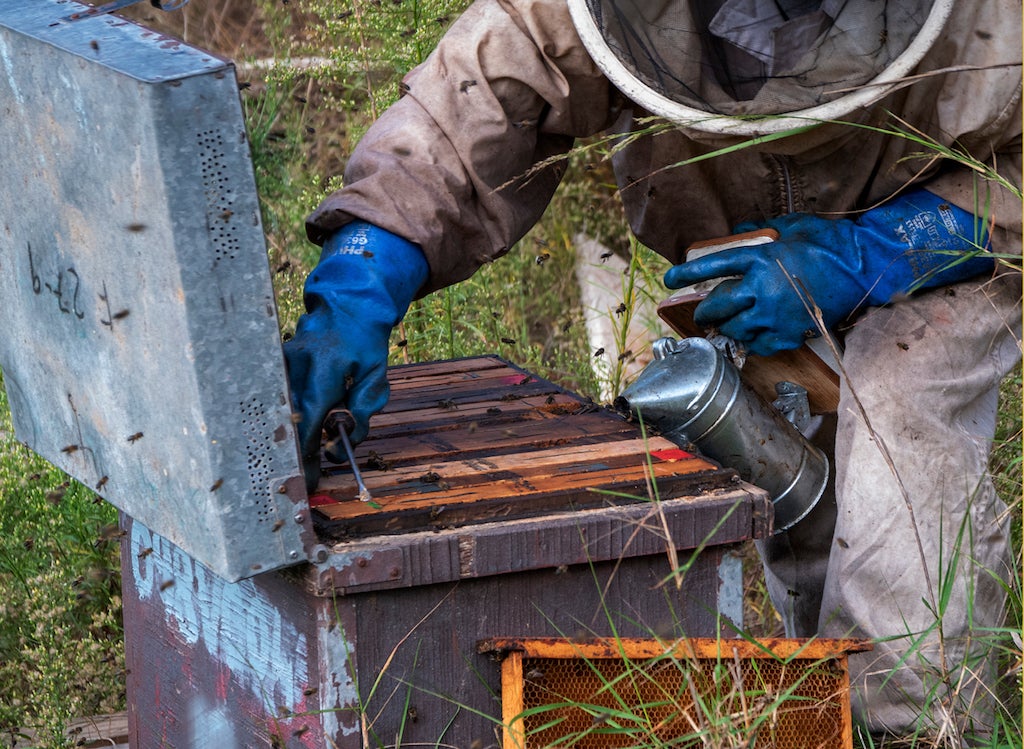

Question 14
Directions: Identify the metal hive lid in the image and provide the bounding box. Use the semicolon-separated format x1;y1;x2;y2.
0;0;313;582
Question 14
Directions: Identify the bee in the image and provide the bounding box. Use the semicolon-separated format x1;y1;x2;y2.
535;251;550;265
219;209;233;221
525;668;544;681
437;398;458;411
210;478;224;492
125;223;147;233
292;726;310;738
486;407;502;415
127;432;144;443
614;302;627;316
112;309;130;320
459;79;477;93
594;347;605;358
514;118;538;130
836;537;849;549
366;451;392;471
599;251;613;262
61;444;79;454
517;375;533;386
275;260;291;274
46;489;64;506
238;81;252;90
400;27;415;38
302;686;318;696
545;395;556;405
896;341;909;351
396;338;408;348
271;519;285;532
420;471;441;484
89;39;99;51
398;81;411;97
500;337;516;345
159;579;175;592
617;350;633;361
407;707;418;723
434;14;449;24
137;547;154;559
562;320;574;333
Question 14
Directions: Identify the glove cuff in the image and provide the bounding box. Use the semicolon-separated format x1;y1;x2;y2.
857;190;994;303
309;221;429;322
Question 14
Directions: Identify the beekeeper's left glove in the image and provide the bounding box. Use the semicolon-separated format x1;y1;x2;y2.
663;190;994;357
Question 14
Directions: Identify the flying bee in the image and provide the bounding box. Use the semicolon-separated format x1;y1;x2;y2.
459;79;477;93
594;347;605;358
127;432;144;443
209;478;224;492
271;519;285;532
125;223;147;233
599;251;613;262
303;686;318;696
61;444;79;454
614;302;627;316
137;547;154;559
219;209;233;221
500;337;516;345
535;251;550;265
159;579;175;592
617;350;633;361
112;309;130;320
437;398;458;411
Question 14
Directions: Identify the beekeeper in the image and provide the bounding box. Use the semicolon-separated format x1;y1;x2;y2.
284;0;1022;740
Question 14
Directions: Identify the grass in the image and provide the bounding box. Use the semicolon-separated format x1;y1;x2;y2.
0;1;1020;747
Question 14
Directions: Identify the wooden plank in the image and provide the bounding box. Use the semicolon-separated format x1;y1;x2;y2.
502;653;525;749
478;637;873;660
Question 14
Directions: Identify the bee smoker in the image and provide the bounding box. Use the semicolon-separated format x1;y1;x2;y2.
616;337;828;532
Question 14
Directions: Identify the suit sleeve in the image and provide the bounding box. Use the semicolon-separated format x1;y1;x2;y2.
306;0;619;295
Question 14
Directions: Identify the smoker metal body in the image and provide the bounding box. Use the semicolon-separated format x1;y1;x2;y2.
617;337;829;531
0;0;310;581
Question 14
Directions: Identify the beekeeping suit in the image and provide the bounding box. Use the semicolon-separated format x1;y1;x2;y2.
292;0;1022;738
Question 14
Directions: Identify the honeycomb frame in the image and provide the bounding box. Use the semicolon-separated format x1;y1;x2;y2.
479;637;872;749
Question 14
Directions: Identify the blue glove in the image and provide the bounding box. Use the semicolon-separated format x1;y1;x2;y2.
284;221;428;491
664;190;994;357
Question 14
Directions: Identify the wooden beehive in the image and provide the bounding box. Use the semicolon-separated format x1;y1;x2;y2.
122;357;775;748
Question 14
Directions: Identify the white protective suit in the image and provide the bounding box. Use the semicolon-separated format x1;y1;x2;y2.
307;0;1023;739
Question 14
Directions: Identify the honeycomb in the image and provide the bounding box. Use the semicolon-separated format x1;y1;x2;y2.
517;652;849;749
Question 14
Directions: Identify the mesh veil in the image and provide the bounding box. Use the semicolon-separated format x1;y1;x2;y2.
568;0;949;133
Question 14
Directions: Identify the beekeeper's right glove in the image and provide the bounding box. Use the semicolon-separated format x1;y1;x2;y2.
284;221;428;491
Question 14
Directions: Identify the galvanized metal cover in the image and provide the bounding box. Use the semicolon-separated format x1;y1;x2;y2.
0;0;312;581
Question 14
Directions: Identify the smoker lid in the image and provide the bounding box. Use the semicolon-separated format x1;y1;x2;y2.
0;0;312;582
